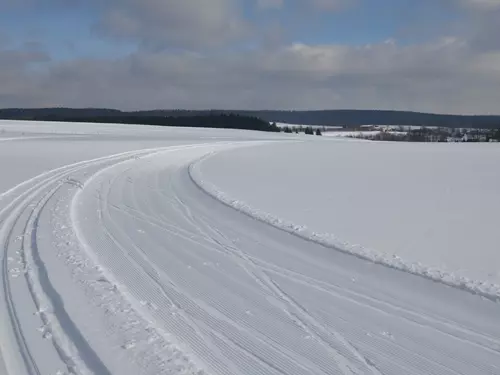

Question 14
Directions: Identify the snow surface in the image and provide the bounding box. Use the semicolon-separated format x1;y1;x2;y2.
322;130;382;137
193;140;500;296
0;120;499;375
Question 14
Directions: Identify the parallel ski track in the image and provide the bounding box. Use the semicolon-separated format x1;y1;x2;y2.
73;148;500;375
2;141;500;375
0;145;218;375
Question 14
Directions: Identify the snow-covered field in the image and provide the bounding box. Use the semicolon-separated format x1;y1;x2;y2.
195;140;500;292
322;130;381;137
0;120;499;375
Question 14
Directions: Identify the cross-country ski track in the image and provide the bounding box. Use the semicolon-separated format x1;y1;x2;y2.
0;124;499;375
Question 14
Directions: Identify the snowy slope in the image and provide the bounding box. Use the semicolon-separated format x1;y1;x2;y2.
192;140;500;294
0;121;499;375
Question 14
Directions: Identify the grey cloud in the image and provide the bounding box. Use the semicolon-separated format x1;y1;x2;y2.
466;10;500;51
257;0;350;11
95;0;251;50
437;0;500;51
458;0;500;10
0;48;50;69
0;47;50;107
2;38;500;114
0;30;8;46
307;0;353;11
256;0;284;9
3;0;500;115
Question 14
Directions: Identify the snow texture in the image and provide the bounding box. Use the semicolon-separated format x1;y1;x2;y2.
191;140;500;300
0;120;499;375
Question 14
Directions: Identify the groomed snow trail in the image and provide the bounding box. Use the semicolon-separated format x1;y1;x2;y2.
0;131;499;374
0;143;248;375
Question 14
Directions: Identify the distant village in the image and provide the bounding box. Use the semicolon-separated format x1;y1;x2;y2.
337;125;500;142
276;121;500;142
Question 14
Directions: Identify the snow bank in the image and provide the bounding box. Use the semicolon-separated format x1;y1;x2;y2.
189;141;500;300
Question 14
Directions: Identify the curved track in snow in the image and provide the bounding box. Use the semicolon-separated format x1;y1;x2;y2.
0;139;499;375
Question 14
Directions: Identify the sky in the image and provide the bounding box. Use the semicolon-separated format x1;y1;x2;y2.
1;0;500;114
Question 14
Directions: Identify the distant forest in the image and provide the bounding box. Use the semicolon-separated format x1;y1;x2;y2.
1;108;500;129
0;109;280;132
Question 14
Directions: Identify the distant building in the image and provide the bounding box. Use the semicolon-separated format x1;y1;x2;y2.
462;132;488;142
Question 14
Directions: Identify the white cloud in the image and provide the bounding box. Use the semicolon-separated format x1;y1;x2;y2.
2;37;500;114
1;0;500;114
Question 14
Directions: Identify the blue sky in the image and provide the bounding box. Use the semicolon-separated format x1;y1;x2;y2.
254;0;459;45
0;0;499;113
1;4;135;60
2;0;462;59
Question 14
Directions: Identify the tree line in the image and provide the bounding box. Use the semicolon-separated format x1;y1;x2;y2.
3;108;500;129
279;124;322;135
9;113;281;133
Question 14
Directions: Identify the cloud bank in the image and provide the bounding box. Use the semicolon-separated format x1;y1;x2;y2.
1;0;499;114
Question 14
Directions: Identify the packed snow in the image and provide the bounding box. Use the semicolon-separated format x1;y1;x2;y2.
0;120;499;375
